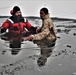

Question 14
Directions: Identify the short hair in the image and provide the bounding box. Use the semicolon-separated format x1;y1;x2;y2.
40;7;49;14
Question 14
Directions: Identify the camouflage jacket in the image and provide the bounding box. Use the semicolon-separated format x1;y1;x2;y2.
33;14;57;42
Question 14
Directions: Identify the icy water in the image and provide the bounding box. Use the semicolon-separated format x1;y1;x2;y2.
0;18;76;75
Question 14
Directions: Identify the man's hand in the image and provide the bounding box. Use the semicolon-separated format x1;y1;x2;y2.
36;27;41;33
26;35;34;41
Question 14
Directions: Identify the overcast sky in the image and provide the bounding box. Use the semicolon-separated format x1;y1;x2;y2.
0;0;76;19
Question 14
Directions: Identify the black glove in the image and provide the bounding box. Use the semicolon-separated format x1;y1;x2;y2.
1;28;6;33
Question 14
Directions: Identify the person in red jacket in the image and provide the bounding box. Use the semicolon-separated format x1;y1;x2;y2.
1;6;37;36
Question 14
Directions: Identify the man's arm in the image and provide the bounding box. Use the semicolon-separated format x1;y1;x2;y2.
32;20;50;40
26;20;50;41
25;19;39;34
0;20;10;33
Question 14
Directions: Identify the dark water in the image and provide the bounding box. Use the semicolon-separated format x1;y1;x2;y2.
0;18;76;75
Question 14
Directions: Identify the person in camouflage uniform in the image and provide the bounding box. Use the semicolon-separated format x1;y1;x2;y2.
26;7;57;42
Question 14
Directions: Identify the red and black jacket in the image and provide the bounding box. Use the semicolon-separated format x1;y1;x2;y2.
1;16;31;43
1;15;33;34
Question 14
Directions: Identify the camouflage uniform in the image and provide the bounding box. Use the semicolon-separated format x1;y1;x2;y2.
33;14;57;42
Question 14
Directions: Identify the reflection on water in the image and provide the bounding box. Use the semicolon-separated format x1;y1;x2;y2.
10;40;21;55
33;40;55;67
0;32;56;75
1;32;23;55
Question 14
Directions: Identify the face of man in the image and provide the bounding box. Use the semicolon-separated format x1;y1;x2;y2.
40;11;46;19
15;11;22;17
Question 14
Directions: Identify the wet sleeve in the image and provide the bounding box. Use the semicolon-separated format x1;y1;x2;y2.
33;20;50;40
